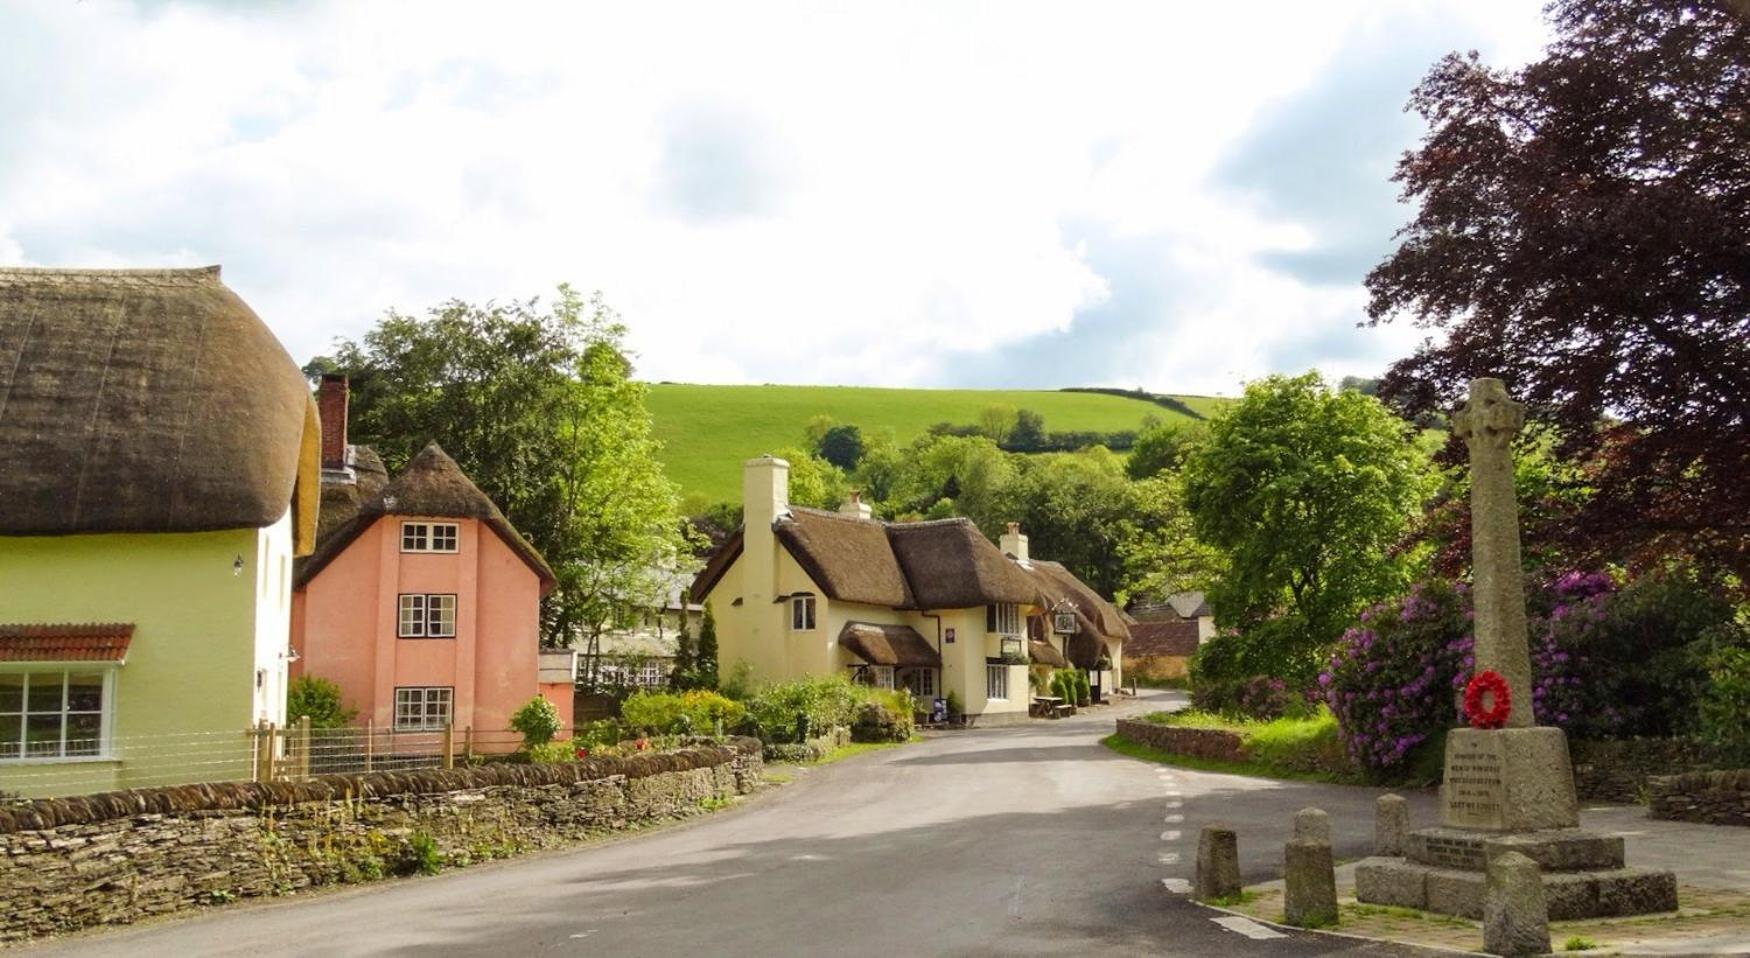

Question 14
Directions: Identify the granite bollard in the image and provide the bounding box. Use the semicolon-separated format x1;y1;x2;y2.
1484;851;1550;956
1375;794;1408;857
1292;807;1331;845
1284;811;1338;929
1195;825;1241;902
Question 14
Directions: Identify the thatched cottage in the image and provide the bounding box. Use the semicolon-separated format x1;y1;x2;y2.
690;456;1127;722
0;266;319;796
291;376;566;743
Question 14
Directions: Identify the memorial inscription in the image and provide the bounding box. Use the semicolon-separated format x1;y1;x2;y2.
1444;741;1507;829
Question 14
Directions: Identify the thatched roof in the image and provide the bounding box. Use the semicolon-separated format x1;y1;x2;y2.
311;445;390;547
692;508;1039;611
839;621;940;667
1026;560;1129;669
0;266;319;553
1028;639;1069;669
296;443;555;594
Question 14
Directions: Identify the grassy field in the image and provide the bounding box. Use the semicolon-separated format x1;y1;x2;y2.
645;383;1227;504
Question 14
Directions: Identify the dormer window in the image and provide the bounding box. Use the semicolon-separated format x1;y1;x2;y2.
401;522;459;553
987;603;1021;637
790;595;817;631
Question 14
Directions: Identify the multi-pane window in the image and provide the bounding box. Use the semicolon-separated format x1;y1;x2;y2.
985;664;1009;701
987;603;1022;636
393;687;453;731
401;522;460;553
901;668;936;698
397;594;458;638
0;671;109;760
790;595;816;631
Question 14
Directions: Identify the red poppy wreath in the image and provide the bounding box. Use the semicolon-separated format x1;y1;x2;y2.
1463;670;1512;730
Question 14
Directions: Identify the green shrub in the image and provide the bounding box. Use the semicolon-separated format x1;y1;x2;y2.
850;701;912;743
945;689;964;718
577;718;628;749
622;689;745;735
405;831;443;876
509;695;562;747
286;676;357;729
1700;646;1750;766
745;676;861;740
524;741;576;763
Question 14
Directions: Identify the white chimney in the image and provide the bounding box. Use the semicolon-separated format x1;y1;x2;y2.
743;455;791;530
838;489;872;520
1000;521;1030;566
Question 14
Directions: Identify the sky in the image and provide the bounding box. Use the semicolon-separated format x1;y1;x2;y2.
0;1;1550;395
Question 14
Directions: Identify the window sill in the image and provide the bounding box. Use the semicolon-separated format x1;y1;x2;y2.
395;635;457;640
0;755;122;767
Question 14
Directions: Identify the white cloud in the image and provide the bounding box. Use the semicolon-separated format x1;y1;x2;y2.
0;0;1549;393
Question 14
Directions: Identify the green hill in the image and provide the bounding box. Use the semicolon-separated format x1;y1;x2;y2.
644;383;1227;505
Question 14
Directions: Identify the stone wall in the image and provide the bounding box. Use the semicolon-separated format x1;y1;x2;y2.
1114;719;1247;762
1648;769;1750;827
0;739;762;941
1569;738;1711;803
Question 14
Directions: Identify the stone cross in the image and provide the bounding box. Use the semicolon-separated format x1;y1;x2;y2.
1452;378;1534;728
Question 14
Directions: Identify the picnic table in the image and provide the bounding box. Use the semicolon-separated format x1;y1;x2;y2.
1031;695;1074;719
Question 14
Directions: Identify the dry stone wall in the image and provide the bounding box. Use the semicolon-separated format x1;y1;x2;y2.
1648;769;1750;827
1114;719;1247;762
1569;738;1710;803
0;739;762;941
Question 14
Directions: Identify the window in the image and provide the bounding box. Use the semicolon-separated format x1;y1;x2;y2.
985;664;1009;701
987;603;1021;636
901;668;936;698
394;687;453;730
0;671;110;761
398;594;457;638
401;522;459;553
850;665;895;690
790;595;816;631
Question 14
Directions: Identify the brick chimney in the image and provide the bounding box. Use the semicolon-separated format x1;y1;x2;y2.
1000;521;1030;566
317;374;349;472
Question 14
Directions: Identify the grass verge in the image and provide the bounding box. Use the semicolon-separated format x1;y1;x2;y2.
815;736;919;765
1101;733;1360;785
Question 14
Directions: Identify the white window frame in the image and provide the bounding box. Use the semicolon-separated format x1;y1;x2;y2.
400;521;460;554
985;664;1009;701
901;667;936;698
397;594;458;638
393;686;453;731
0;667;117;763
790;595;817;631
989;603;1022;637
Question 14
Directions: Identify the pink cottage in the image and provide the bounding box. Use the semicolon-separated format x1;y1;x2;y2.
290;377;571;742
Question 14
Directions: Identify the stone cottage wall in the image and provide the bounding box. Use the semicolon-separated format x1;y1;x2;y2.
1114;718;1247;762
0;739;762;941
1648;769;1750;827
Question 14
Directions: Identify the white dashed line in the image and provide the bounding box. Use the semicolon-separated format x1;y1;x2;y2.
1160;829;1181;841
1161;878;1192;893
1158;851;1181;864
1211;916;1288;940
1166;800;1183;809
1164;813;1183;823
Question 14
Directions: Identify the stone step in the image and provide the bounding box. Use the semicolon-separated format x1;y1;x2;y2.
1405;826;1624;872
1355;857;1677;921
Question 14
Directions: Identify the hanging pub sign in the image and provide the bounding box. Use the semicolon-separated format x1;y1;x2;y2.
1053;608;1077;634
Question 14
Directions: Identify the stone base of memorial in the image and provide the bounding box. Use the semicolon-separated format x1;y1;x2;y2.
1354;727;1678;920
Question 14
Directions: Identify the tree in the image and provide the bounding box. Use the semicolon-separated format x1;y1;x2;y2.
816;424;865;471
998;447;1138;596
696;604;720;690
1117;473;1225;605
286;676;357;729
1366;0;1750;581
325;286;692;647
978;404;1019;445
803;414;837;447
670;613;697;690
1183;373;1433;680
1125;421;1207;480
1008;409;1047;451
774;447;850;509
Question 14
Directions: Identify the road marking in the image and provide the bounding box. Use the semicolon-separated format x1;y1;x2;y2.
1158;851;1180;864
1161;878;1192;893
1166;800;1183;809
1164;813;1183;823
569;931;597;939
1211;916;1288;940
1160;829;1181;841
1006;877;1025;918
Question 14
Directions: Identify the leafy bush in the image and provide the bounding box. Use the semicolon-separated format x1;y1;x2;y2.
1700;646;1750;766
744;676;861;741
1324;580;1472;772
945;689;964;718
524;741;576;763
850;702;911;743
510;696;562;747
621;689;745;735
1236;676;1291;721
286;676;357;729
405;831;443;876
577;718;628;749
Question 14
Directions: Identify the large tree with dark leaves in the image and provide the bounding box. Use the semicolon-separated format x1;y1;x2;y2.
1367;0;1750;580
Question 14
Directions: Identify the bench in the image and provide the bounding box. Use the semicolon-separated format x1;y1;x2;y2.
1032;696;1075;719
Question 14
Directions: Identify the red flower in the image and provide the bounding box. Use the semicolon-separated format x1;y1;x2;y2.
1463;670;1512;729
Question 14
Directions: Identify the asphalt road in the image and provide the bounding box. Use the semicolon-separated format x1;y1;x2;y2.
22;690;1441;957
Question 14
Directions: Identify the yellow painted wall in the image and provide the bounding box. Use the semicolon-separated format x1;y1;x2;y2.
0;522;284;797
